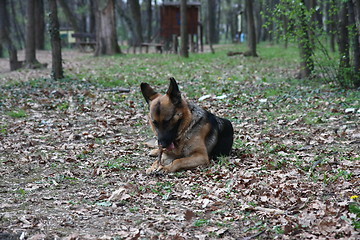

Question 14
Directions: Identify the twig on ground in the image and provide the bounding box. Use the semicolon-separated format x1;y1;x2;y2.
158;146;164;166
249;206;286;215
100;87;130;93
239;230;266;240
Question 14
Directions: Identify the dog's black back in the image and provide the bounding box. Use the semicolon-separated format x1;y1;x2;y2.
188;102;233;160
205;111;234;159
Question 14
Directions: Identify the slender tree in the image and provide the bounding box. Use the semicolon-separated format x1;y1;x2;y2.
244;0;258;56
35;0;45;49
89;0;96;34
207;0;216;45
57;0;81;32
328;0;337;52
180;0;189;57
10;1;25;48
353;0;360;36
128;0;143;46
116;1;133;33
350;0;360;87
25;0;41;68
0;0;22;70
146;0;152;42
94;0;121;56
207;0;215;53
297;0;313;78
48;0;63;79
337;0;350;85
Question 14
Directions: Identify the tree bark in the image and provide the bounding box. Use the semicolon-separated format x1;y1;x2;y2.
48;0;63;80
349;0;360;87
207;0;216;45
353;0;360;36
0;0;22;70
35;0;45;49
25;0;44;68
327;0;337;52
89;0;96;33
57;0;81;32
245;0;258;56
10;0;25;48
146;0;152;42
25;0;40;68
94;0;121;56
116;1;133;33
128;0;143;46
338;1;350;71
215;0;220;43
180;0;189;57
206;0;215;53
297;0;314;78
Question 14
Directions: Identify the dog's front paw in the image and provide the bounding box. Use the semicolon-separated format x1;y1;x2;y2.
146;162;170;175
149;149;160;157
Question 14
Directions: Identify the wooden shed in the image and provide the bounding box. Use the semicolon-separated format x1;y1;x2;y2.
160;2;202;52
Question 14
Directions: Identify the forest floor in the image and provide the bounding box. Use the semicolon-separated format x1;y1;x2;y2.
0;44;359;239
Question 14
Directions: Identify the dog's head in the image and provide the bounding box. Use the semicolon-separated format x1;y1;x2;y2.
140;78;187;150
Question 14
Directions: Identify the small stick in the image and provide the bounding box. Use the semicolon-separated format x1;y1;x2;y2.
158;146;164;166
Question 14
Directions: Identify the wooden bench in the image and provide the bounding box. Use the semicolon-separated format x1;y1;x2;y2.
71;32;96;51
140;43;163;53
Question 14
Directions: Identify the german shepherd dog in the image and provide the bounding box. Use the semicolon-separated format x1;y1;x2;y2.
141;78;234;173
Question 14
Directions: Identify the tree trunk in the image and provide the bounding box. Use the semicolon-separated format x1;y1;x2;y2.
89;0;96;33
225;0;235;42
57;0;81;32
0;0;22;70
297;0;314;78
146;0;152;42
207;0;216;45
338;1;350;74
35;0;45;49
349;0;360;87
79;0;87;32
325;0;336;52
48;0;63;80
206;1;215;53
25;0;40;68
128;0;143;46
256;1;263;43
180;0;189;57
116;1;133;35
353;0;360;36
215;0;220;43
245;0;258;56
308;0;316;47
94;0;121;56
10;0;25;48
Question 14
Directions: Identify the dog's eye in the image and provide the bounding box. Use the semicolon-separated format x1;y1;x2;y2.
152;120;159;127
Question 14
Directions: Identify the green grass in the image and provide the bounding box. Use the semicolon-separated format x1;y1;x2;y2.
193;219;209;227
103;156;137;171
6;109;27;118
349;202;360;229
0;124;7;135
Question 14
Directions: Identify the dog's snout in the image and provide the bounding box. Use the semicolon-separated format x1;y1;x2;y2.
158;139;170;148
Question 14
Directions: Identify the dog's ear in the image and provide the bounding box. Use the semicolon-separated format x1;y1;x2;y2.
166;77;182;106
141;83;158;104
